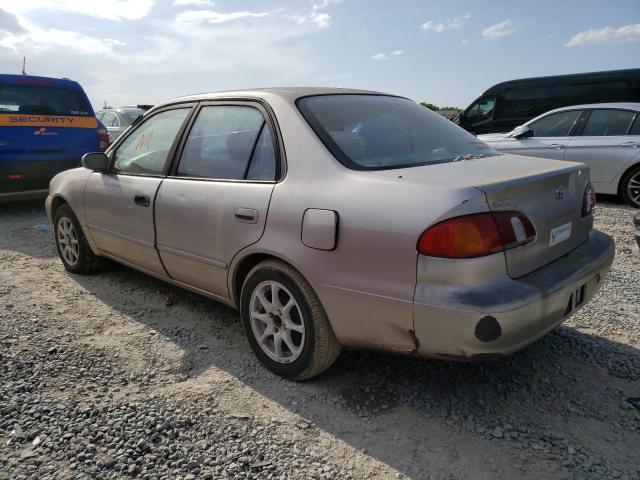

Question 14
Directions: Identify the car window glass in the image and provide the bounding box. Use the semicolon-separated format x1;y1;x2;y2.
463;96;496;125
246;125;276;181
102;112;117;127
113;108;189;175
298;95;499;170
629;116;640;136
582;109;635;136
528;110;581;137
177;106;264;180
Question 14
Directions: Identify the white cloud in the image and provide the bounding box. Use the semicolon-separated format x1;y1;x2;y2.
176;9;269;24
0;0;153;21
294;0;341;29
421;13;470;33
566;23;640;47
482;19;516;39
370;49;404;61
173;0;214;6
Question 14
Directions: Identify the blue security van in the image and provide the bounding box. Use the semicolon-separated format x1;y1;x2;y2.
0;74;108;201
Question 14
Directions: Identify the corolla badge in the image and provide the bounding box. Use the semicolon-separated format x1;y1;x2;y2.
555;185;566;200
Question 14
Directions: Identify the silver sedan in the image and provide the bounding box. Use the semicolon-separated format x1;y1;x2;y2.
479;103;640;207
46;88;615;380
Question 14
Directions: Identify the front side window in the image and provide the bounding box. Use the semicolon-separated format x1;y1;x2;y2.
463;96;496;125
113;108;190;175
528;110;581;137
177;105;276;181
298;94;498;170
581;109;635;136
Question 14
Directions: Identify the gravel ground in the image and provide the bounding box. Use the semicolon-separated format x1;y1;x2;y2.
0;198;639;480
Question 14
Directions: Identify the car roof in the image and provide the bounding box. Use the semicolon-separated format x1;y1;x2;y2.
0;73;83;90
153;87;394;111
539;102;640;116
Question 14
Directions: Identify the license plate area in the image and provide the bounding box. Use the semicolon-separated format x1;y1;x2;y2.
550;222;572;247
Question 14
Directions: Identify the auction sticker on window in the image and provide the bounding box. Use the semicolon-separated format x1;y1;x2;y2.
549;222;572;246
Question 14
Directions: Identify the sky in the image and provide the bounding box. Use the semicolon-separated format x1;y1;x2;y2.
0;0;638;111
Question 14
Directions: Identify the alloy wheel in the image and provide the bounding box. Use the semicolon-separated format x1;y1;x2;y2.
628;171;640;207
56;217;79;266
249;280;305;364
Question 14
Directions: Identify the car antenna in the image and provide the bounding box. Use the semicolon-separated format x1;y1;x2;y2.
21;57;27;75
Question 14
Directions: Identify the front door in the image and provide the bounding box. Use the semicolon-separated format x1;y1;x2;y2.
154;103;279;299
84;106;192;275
497;109;583;160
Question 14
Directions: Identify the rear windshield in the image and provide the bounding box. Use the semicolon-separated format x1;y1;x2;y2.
0;83;92;116
297;94;499;170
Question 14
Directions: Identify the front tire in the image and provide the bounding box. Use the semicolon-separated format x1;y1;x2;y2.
620;165;640;208
240;260;341;381
53;204;101;274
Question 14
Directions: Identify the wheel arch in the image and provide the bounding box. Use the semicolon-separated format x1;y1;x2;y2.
230;252;307;309
50;194;70;219
617;158;640;196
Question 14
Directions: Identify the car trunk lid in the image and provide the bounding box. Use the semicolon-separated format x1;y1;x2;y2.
369;154;593;278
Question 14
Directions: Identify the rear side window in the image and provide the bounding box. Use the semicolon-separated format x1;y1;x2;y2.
528;110;581;137
629;117;640;136
177;105;276;181
581;109;635;136
113;108;190;175
0;83;92;116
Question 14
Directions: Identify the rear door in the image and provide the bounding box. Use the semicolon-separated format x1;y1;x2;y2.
84;105;193;275
154;102;278;299
0;77;98;193
564;108;639;186
496;109;583;160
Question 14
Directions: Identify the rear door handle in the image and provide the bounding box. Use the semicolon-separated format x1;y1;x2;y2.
234;207;258;223
547;143;564;149
134;194;150;207
622;141;640;148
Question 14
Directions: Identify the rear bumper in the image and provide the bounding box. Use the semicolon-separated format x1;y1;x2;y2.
413;230;615;359
0;159;79;196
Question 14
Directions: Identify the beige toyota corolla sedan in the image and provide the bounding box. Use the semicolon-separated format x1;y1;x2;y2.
46;88;615;380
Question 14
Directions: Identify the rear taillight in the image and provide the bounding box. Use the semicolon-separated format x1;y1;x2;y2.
98;125;109;152
417;211;536;259
582;183;596;217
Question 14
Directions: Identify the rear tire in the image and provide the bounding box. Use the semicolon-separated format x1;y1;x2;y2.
620;165;640;208
53;204;101;274
240;260;341;381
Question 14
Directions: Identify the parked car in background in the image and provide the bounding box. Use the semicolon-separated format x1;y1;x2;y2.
0;74;108;201
46;88;614;380
455;69;640;135
96;106;148;143
479;103;640;207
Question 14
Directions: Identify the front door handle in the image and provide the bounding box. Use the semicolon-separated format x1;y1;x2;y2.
547;143;564;149
134;194;150;207
234;207;258;223
622;141;640;148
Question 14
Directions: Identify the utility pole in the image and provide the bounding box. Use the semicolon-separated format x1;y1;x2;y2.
21;57;27;75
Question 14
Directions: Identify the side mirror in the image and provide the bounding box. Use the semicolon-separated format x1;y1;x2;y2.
81;152;109;171
510;125;533;139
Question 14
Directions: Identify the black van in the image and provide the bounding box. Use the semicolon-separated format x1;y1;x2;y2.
455;69;640;134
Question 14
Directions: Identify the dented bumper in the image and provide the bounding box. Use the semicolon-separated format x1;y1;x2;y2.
413;230;615;359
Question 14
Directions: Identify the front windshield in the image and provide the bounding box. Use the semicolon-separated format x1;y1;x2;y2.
297;94;499;170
